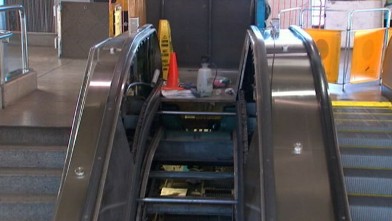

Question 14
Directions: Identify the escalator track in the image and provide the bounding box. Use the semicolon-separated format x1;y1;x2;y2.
124;79;245;220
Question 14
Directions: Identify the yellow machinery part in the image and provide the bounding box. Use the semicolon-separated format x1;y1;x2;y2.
158;20;173;80
350;28;385;84
306;29;342;83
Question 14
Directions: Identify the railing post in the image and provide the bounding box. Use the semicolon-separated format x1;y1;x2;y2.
0;5;29;75
18;6;28;72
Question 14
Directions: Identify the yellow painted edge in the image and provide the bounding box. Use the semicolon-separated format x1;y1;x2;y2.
332;101;392;108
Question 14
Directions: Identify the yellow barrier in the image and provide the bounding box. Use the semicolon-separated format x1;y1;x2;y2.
306;29;341;83
350;28;385;84
158;20;173;80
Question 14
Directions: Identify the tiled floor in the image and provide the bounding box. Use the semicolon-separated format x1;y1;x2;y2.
329;81;388;102
0;46;87;127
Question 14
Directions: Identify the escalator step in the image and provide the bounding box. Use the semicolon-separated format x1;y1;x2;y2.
337;136;392;149
155;141;233;165
149;171;234;180
349;195;392;221
335;122;392;133
341;148;392;169
145;203;233;216
334;112;392;121
344;168;392;196
140;197;236;205
163;131;232;142
333;107;392;115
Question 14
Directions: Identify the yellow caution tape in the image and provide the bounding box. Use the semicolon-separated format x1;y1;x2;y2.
158;20;173;80
332;101;392;108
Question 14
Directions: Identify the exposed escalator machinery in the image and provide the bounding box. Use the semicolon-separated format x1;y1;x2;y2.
53;20;354;221
121;25;351;221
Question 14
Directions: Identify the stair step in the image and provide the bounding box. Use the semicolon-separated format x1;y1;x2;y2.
344;168;392;196
349;195;392;221
0;126;70;146
337;136;392;149
333;107;392;115
341;148;392;169
334;112;392;121
0;168;62;195
145;203;233;216
335;122;392;133
163;131;232;142
140;197;236;205
149;171;234;180
0;145;66;168
0;194;56;221
155;141;233;165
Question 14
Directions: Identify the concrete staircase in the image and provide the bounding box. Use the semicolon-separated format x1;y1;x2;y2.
0;126;70;221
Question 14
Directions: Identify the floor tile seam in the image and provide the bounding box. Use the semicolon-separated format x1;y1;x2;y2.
35;60;74;79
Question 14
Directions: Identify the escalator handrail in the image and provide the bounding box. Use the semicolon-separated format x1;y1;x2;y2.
54;24;160;221
243;25;277;221
289;25;352;221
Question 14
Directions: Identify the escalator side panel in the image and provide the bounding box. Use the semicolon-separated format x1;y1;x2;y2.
240;26;275;221
243;128;262;220
53;25;161;221
264;28;350;221
98;118;133;220
290;26;351;221
270;51;334;221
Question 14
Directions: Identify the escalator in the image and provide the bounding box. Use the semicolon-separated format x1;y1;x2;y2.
52;24;354;221
333;103;392;221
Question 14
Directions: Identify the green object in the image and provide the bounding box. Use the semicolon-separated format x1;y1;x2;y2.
385;0;392;7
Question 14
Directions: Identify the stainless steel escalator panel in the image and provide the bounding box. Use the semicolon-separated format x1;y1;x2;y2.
54;40;122;221
265;30;335;221
53;25;161;221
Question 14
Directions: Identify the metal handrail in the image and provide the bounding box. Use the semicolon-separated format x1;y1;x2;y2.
343;8;391;90
239;25;276;221
347;8;391;31
0;5;28;72
278;7;302;27
53;24;161;221
299;7;349;28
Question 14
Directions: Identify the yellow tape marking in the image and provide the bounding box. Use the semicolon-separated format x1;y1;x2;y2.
332;101;392;108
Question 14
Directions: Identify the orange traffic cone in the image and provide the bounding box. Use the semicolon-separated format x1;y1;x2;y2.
162;52;183;90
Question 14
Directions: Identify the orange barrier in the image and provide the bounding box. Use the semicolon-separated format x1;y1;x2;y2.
305;29;341;83
350;28;385;84
162;52;183;90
